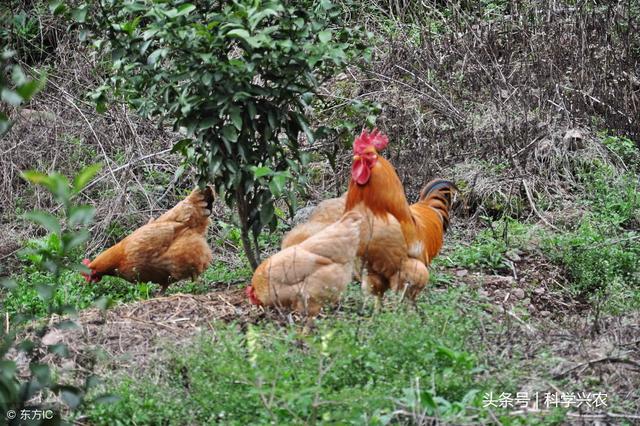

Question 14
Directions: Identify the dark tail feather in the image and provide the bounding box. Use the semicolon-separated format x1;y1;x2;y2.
202;185;215;214
418;179;458;232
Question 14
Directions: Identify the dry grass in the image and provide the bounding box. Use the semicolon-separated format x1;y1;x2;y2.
313;0;640;220
11;287;254;377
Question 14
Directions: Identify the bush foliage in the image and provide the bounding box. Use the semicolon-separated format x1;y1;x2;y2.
76;0;371;268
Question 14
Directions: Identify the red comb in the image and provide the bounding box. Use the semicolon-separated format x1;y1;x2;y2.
353;128;389;155
82;258;91;267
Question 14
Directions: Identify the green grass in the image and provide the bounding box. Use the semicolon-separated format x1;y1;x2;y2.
82;283;578;426
84;286;496;425
440;157;640;315
438;219;535;272
544;167;640;312
1;261;252;318
1;268;152;318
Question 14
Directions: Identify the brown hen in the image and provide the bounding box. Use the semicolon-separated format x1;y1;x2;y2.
247;210;363;316
82;186;214;292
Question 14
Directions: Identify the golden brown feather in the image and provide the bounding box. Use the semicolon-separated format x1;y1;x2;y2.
247;210;363;316
83;186;215;292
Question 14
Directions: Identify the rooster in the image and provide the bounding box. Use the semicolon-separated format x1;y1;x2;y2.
82;186;215;292
364;181;457;302
345;129;457;304
345;129;423;260
246;210;363;316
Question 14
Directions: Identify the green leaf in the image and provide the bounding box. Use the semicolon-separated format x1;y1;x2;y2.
30;363;51;386
62;230;90;252
0;360;17;377
48;0;67;15
96;100;107;113
293;112;314;143
247;102;257;120
48;343;69;357
147;48;167;65
436;345;457;361
124;2;147;12
174;165;186;180
18;340;35;352
269;181;281;197
1;88;23;106
198;116;216;130
248;8;279;30
73;163;102;192
176;3;196;16
227;29;262;48
0;277;17;290
1;49;16;60
319;0;334;10
253;166;273;178
232;91;252;102
267;110;277;130
171;138;192;154
55;320;79;330
260;201;275;225
318;30;332;43
59;386;83;409
121;17;141;35
85;375;102;389
35;283;55;301
24;210;61;235
229;108;243;130
69;205;96;226
272;173;287;194
12;65;27;85
0;112;11;135
222;125;238;143
16;79;44;101
21;379;43;401
71;5;89;23
93;393;121;405
21;170;50;185
94;295;114;311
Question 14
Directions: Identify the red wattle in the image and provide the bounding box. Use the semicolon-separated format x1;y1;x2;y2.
352;158;371;185
246;286;261;305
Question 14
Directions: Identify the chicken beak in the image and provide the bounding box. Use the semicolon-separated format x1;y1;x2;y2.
353;155;361;161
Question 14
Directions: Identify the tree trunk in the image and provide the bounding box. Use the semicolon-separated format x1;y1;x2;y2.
235;186;260;270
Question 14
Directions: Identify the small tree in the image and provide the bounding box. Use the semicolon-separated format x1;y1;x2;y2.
1;165;118;424
84;0;369;269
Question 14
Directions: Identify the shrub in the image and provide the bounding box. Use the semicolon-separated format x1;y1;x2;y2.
73;0;371;268
1;165;116;424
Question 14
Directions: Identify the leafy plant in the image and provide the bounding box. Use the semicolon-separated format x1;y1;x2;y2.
74;0;370;268
546;166;640;313
85;286;491;425
601;133;640;171
443;219;532;272
0;48;46;134
1;164;116;424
